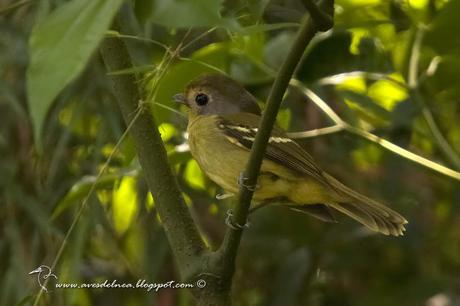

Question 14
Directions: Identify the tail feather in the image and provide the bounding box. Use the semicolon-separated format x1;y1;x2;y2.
322;173;408;236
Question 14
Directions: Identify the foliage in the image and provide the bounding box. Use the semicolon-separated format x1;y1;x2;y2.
1;0;460;305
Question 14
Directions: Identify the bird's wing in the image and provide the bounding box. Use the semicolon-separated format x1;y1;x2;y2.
217;113;328;186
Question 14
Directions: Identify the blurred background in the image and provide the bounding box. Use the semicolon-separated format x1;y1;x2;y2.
1;0;460;305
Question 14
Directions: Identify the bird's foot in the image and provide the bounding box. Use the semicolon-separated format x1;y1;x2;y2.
225;209;250;230
216;193;234;200
237;172;259;192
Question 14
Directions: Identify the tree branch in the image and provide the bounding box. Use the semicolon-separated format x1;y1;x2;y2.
215;0;334;287
99;17;209;292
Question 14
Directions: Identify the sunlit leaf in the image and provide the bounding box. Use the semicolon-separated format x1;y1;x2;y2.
52;172;137;220
158;123;176;142
112;176;138;235
336;74;407;122
27;0;124;149
184;160;206;190
349;28;369;55
336;75;367;93
407;0;429;10
277;108;292;130
145;192;155;210
338;89;390;122
367;75;408;110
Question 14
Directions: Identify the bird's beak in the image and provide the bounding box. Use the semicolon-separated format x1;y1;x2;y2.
173;93;187;106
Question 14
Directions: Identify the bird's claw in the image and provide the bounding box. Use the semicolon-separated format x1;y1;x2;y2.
216;193;234;200
225;209;250;230
237;172;259;192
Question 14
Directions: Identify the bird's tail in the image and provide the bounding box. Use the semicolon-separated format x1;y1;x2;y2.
323;173;408;236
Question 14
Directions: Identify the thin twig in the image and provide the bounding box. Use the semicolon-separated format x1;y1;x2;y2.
178;57;227;74
291;79;344;125
291;81;460;181
346;125;460;180
288;124;345;138
317;71;408;89
180;27;218;52
408;26;460;169
105;31;172;53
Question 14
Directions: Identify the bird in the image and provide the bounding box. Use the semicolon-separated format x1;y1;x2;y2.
174;73;408;236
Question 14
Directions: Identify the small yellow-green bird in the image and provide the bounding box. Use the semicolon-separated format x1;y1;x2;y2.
174;73;407;236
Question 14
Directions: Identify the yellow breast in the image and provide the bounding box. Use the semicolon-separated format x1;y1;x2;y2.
187;115;300;201
187;115;243;194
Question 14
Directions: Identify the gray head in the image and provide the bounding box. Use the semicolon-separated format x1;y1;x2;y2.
174;73;261;116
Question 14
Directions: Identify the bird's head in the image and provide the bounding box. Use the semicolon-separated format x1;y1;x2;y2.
174;73;261;116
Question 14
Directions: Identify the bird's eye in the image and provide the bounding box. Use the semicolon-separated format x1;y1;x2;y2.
195;93;208;106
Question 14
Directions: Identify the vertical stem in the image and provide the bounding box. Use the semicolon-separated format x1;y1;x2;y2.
100;20;206;279
216;0;334;288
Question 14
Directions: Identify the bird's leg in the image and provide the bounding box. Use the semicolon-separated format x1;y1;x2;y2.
225;209;251;230
237;172;259;192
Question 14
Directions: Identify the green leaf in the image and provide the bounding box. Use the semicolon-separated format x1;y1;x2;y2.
51;172;133;220
184;160;206;190
277;108;292;130
112;176;138;235
338;89;391;122
150;0;235;28
425;0;460;55
26;0;124;149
